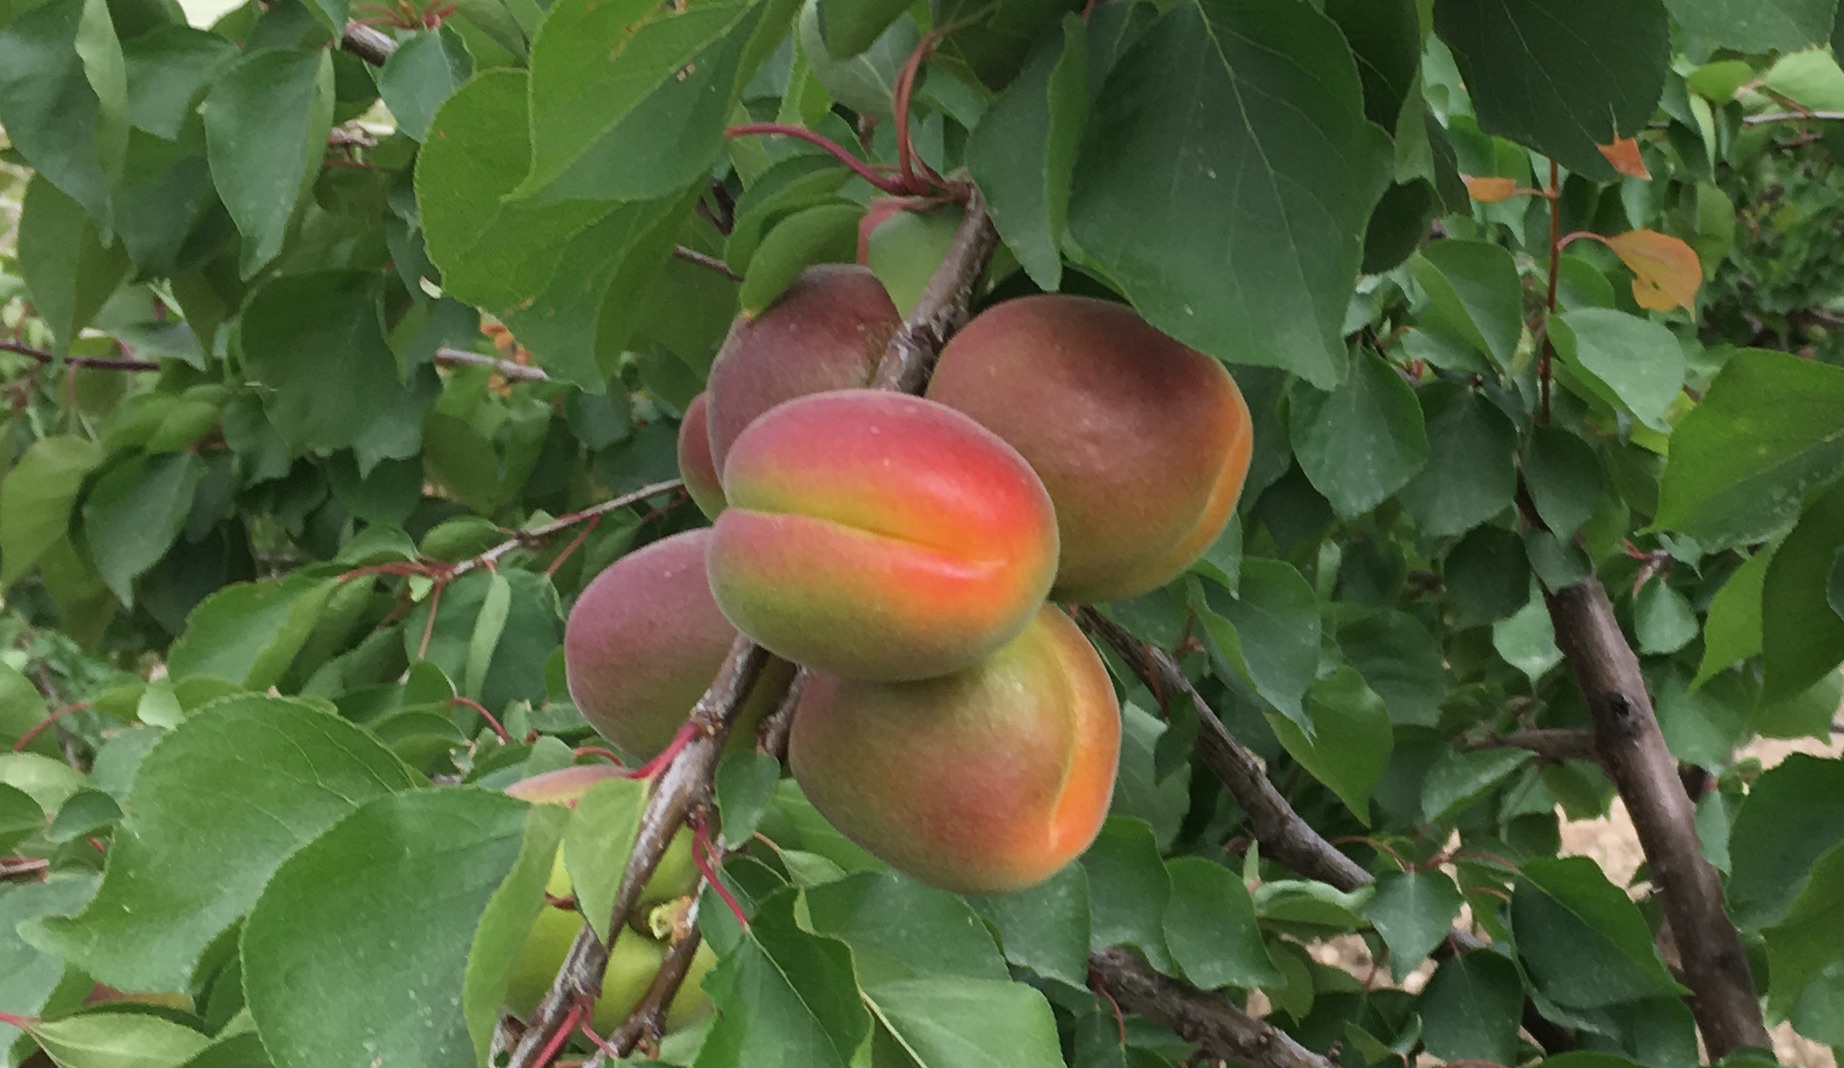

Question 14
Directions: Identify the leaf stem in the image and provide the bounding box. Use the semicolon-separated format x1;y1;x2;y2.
725;123;912;196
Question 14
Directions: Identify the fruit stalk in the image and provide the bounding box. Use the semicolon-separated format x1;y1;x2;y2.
504;191;999;1068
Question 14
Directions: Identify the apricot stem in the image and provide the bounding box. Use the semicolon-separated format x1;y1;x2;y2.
451;695;512;745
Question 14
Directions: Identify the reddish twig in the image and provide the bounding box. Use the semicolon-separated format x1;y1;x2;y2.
725;123;912;195
0;857;50;881
14;703;87;753
671;246;743;282
2;339;160;372
452;696;512;745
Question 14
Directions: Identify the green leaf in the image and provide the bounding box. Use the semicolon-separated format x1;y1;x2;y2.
1162;856;1282;989
1110;702;1190;849
1525;426;1605;540
17;175;130;355
1762;480;1844;700
1433;0;1668;180
1635;580;1699;656
696;891;869;1068
26;696;419;992
1728;753;1844;930
1423;748;1535;822
1066;0;1392;389
460;803;567;1063
79;452;204;605
1080;818;1173;972
462;571;511;700
1493;590;1563;682
1290;349;1430;519
242;789;531;1068
862;978;1064;1068
715;749;782;847
813;0;906;57
378;26;471;142
1420;950;1524;1066
1763;841;1844;1017
1512;856;1684;1009
966;14;1086;291
0;874;99;1059
1792;959;1844;1044
1445;525;1532;627
1665;0;1834;51
804;873;1009;985
165;576;340;689
0;435;105;587
0;0;125;231
1364;870;1464;981
518;0;794;203
121;26;236;140
0;783;42;854
238;271;434;464
1410;240;1522;369
1197;558;1321;728
0;752;85;813
201;47;334;277
1653;665;1753;768
793;0;915;119
1755;669;1843;740
1764;47;1844;111
0;662;53;757
1552;309;1687;433
1397;383;1517;539
406;569;561;712
1338;610;1450;727
27;1012;210;1068
1696;548;1771;686
737;201;862;316
418;70;611;310
1656;349;1844;550
561;775;646;942
1264;667;1392;824
966;864;1091;989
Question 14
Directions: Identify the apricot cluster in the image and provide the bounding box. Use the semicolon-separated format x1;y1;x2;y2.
579;268;1251;896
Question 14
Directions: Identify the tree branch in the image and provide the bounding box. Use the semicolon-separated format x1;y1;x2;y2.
502;190;1000;1067
1088;948;1334;1068
595;909;706;1062
339;20;396;64
2;340;160;372
868;187;998;393
1075;608;1370;890
1543;578;1770;1056
443;479;684;584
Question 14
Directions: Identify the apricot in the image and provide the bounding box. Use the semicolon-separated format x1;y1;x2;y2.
677;392;725;519
564;530;735;760
704;264;900;468
503;767;714;1034
926;294;1253;604
708;390;1059;681
788;606;1121;894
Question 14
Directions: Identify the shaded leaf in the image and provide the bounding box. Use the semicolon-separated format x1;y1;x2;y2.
201;47;333;276
1162;856;1282;989
1265;668;1392;824
1289;349;1429;519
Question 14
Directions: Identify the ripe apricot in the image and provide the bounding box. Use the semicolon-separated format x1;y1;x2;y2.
788;606;1121;894
704;265;899;468
927;294;1252;604
564;531;735;759
677;392;725;519
708;390;1059;681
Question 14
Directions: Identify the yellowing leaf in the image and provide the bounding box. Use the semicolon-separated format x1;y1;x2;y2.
1597;136;1650;179
1463;175;1518;203
1607;229;1702;312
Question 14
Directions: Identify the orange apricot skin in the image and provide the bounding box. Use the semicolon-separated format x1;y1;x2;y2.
788;606;1121;895
677;392;726;519
708;390;1059;681
704;264;899;468
564;530;735;759
927;294;1253;604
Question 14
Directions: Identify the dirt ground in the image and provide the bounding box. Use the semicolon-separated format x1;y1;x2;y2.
1557;732;1844;1068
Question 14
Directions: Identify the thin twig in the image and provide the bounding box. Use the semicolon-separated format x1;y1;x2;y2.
2;340;160;372
1088;948;1334;1068
433;346;552;383
0;857;49;881
869;187;997;393
597;907;706;1061
445;480;683;584
1463;728;1598;764
1744;110;1844;124
671;246;743;282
